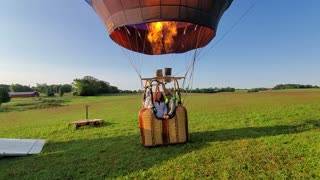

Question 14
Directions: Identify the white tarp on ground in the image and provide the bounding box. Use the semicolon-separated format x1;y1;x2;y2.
0;138;45;156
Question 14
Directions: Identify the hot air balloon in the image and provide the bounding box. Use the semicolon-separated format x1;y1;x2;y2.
85;0;233;146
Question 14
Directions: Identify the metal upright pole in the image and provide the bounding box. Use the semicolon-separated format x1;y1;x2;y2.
86;105;89;119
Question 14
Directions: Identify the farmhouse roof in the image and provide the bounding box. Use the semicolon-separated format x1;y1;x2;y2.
9;91;38;95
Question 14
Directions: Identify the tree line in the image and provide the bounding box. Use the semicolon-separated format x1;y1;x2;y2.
0;83;72;94
0;76;121;97
273;84;319;90
2;78;319;102
247;88;270;93
0;76;122;106
182;87;235;93
247;84;319;93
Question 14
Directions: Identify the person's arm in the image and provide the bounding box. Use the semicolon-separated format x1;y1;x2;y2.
168;100;175;115
143;97;151;108
155;84;160;93
163;102;168;118
161;83;168;93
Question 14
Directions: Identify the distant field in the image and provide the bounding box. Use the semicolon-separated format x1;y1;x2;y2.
1;91;320;179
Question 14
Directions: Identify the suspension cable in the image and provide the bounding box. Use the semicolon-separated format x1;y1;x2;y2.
196;0;259;62
181;0;258;106
181;26;204;106
116;28;143;83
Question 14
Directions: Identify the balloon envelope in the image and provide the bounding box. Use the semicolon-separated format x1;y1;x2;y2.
86;0;233;55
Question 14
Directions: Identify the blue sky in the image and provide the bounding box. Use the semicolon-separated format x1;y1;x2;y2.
1;0;319;90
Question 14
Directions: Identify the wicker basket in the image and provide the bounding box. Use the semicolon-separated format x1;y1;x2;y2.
139;105;188;147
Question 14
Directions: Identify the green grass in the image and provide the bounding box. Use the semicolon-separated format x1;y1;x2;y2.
1;91;320;179
0;97;66;113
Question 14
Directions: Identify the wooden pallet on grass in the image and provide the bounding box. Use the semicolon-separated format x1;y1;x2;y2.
69;119;104;129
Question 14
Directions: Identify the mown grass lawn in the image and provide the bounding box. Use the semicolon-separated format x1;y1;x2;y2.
0;91;320;179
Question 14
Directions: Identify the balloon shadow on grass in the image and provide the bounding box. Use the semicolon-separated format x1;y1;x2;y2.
0;120;319;179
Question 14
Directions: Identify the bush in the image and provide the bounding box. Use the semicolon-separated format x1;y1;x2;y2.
248;89;259;93
248;88;269;93
0;87;11;106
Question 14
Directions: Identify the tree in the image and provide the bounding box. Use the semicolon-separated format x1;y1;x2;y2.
0;84;10;92
0;87;11;106
46;88;54;97
35;83;72;93
51;84;61;93
61;84;72;93
73;76;119;96
10;84;33;92
35;83;49;93
59;88;64;97
110;86;120;93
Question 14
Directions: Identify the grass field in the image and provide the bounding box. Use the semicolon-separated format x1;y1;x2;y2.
1;90;320;179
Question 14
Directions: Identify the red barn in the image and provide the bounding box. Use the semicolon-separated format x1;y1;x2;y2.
9;92;40;98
